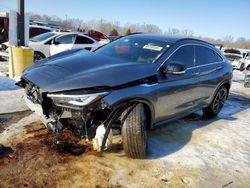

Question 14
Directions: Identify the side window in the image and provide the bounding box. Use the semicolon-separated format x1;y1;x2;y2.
214;51;223;62
195;46;221;66
75;36;94;44
55;34;76;44
167;45;194;68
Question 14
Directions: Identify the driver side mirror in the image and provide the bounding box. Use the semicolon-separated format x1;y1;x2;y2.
52;38;60;45
161;63;187;75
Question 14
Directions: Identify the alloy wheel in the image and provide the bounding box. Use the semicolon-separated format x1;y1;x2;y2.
212;88;227;113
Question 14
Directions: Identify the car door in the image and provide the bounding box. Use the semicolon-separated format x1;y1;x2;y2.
50;34;76;56
155;45;201;123
73;35;100;51
194;45;224;106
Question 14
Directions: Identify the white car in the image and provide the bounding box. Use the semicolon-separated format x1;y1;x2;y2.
224;49;250;71
232;52;250;71
30;32;103;60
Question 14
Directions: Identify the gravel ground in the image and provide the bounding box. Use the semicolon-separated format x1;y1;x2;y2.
0;62;249;187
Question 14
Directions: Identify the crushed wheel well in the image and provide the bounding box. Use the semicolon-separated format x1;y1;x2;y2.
142;103;152;131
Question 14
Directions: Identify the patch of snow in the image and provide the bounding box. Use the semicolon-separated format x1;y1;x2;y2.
0;113;40;146
0;89;28;114
0;76;19;91
0;60;8;77
231;70;250;97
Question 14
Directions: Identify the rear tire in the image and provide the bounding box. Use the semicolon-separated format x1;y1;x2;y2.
203;86;228;117
122;104;147;159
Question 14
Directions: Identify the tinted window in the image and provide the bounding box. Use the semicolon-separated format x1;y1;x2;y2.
55;34;76;44
196;46;222;65
167;45;194;68
75;36;94;44
214;52;223;62
30;32;57;42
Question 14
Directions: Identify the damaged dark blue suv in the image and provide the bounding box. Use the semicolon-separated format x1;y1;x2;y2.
18;34;232;158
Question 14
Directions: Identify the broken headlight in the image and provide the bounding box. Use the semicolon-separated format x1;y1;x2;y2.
47;92;109;108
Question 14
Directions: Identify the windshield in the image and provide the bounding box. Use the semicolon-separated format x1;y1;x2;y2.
30;32;57;42
95;35;172;63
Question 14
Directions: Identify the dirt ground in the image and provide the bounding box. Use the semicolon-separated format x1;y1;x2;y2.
0;71;250;188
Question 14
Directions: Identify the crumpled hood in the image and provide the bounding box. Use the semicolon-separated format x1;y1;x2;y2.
23;49;156;92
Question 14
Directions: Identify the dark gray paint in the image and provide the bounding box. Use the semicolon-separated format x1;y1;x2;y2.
21;34;233;127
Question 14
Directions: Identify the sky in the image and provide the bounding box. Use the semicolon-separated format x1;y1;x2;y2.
1;0;250;39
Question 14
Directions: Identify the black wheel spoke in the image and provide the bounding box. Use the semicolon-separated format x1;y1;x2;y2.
203;86;228;117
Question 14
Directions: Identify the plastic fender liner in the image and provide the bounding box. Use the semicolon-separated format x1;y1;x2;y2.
100;102;138;151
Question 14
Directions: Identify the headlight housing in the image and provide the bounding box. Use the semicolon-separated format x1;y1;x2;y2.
47;92;109;108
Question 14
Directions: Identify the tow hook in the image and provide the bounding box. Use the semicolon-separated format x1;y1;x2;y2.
47;121;63;144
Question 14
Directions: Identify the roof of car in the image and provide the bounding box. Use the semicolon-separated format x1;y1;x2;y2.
129;33;214;46
57;32;97;40
29;25;52;30
129;33;182;43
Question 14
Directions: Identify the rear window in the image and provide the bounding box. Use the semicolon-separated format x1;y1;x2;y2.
95;35;172;64
195;46;222;66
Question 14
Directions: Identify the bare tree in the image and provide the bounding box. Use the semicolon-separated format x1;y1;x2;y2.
28;13;250;49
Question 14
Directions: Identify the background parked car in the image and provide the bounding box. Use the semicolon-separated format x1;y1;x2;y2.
29;25;52;38
0;15;8;44
0;25;52;60
223;48;244;70
232;51;250;71
0;18;52;44
1;32;105;61
223;49;250;71
30;32;104;60
87;30;110;44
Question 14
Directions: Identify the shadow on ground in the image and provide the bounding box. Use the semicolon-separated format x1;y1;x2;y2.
0;145;13;159
147;93;250;159
0;93;249;161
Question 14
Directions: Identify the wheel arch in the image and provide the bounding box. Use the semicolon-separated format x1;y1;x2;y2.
212;81;231;102
34;51;46;59
111;97;155;130
222;82;231;98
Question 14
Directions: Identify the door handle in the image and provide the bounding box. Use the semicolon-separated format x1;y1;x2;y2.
216;66;223;70
192;72;200;76
172;70;186;75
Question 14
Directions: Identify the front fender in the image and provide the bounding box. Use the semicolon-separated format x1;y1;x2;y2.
103;84;157;129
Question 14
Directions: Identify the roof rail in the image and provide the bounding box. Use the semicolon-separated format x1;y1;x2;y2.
176;38;215;46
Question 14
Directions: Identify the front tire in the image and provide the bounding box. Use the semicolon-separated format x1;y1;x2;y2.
122;104;147;159
203;86;228;117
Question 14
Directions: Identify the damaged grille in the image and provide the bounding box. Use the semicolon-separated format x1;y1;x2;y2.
25;82;43;104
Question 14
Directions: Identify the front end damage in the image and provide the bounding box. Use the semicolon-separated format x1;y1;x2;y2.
18;78;122;151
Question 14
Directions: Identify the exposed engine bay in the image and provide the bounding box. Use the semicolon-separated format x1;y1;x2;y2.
18;78;123;151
